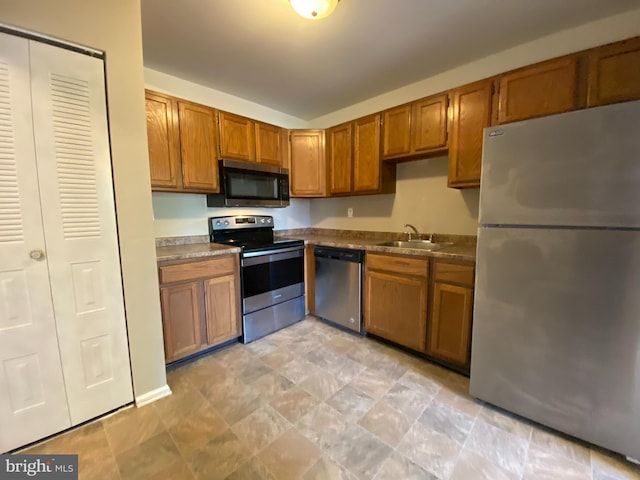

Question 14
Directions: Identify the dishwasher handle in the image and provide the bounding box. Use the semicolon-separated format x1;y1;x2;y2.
314;247;364;263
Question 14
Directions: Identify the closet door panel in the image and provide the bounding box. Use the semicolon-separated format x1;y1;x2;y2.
0;33;71;453
29;41;133;425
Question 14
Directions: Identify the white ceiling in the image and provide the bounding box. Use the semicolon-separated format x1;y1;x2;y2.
141;0;640;121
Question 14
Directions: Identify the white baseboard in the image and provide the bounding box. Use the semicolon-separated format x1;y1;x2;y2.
135;384;172;407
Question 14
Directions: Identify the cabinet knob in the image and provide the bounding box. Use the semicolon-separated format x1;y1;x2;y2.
30;250;45;261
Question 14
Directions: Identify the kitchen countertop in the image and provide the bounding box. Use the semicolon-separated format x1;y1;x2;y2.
155;229;476;263
156;242;240;263
284;232;476;262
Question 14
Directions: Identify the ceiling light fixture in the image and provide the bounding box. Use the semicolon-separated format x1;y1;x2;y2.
289;0;340;20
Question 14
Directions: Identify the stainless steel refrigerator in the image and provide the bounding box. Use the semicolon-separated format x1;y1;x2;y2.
470;100;640;461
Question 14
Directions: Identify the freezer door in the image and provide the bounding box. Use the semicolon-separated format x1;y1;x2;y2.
479;100;640;228
471;227;640;460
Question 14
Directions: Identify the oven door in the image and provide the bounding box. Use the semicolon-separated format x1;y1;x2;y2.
241;246;305;314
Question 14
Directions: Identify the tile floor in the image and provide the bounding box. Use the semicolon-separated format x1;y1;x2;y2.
23;317;640;480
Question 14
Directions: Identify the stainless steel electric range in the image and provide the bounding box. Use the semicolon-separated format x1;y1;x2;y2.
209;215;305;343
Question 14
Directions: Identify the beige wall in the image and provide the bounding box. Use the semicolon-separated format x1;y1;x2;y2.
0;1;168;400
309;8;640;235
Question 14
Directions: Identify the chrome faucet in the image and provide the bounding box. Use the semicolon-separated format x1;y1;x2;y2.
404;223;420;241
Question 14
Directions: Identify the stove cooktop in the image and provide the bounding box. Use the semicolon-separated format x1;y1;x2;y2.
209;215;303;254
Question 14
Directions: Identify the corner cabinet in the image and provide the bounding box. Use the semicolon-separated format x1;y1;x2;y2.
447;79;494;189
158;255;241;363
289;129;327;197
364;253;429;352
426;259;475;372
145;90;220;193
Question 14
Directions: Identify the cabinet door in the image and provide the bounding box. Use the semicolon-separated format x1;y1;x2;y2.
412;94;448;153
427;283;473;368
218;111;256;162
353;114;381;192
145;91;180;189
255;122;284;166
290;130;326;197
328;122;353;195
382;104;411;159
364;269;428;352
587;36;640;107
497;56;580;124
178;101;219;192
204;273;240;346
448;78;494;188
160;282;204;363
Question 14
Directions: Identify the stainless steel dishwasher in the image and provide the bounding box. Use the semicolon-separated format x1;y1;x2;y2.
314;247;364;333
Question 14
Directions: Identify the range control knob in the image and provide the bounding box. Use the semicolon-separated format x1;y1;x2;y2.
224;220;229;225
260;218;265;224
216;220;221;225
267;218;272;224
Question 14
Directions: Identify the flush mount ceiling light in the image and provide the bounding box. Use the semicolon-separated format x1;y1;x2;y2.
289;0;340;20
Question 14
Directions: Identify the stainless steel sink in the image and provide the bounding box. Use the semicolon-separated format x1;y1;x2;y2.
376;240;453;251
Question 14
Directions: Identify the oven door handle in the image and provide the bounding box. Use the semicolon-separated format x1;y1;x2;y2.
242;246;304;266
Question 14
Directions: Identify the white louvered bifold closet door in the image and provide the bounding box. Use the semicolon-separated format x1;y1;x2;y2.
0;33;71;452
29;41;133;425
0;33;133;452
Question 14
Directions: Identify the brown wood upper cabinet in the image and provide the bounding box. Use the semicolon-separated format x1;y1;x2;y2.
364;253;429;353
448;79;494;188
255;121;285;166
382;93;448;161
327;122;353;195
327;115;395;196
289;129;326;197
427;259;474;372
587;36;640;107
158;255;241;363
217;111;256;162
146;91;181;189
497;56;581;125
145;90;220;193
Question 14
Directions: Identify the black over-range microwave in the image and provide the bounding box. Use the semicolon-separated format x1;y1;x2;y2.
206;159;290;208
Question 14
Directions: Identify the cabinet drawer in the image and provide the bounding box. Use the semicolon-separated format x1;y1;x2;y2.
433;261;474;286
366;253;428;277
159;255;236;284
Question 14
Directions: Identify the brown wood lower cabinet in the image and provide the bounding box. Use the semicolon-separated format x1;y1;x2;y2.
364;253;429;352
159;254;241;363
426;259;475;372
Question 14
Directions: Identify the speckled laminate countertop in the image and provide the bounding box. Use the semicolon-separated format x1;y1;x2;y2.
283;233;476;262
155;229;476;263
156;242;240;263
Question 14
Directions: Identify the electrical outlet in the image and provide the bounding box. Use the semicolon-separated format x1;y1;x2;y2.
347;208;353;218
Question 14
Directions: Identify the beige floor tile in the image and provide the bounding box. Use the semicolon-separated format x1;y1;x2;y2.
418;399;476;445
326;385;375;423
375;451;438;480
231;405;290;454
115;432;182;480
397;421;462;479
179;358;228;389
187;430;251;480
260;348;296;369
250;372;295;401
379;383;430;421
303;456;358;480
450;448;519;480
591;449;640;480
296;403;350;450
530;425;591;466
226;457;277;480
324;424;392;479
168;403;228;454
479;403;532;439
152;384;209;428
348;367;395;399
299;370;345;401
103;405;165;455
270;386;319;423
257;430;321;479
523;444;592;480
278;356;322;384
358;401;412;447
